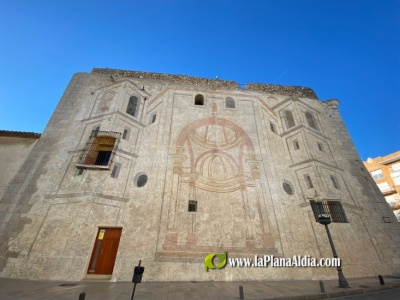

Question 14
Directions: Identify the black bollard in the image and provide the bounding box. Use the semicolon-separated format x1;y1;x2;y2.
319;280;326;293
79;292;86;300
378;275;385;285
239;285;244;299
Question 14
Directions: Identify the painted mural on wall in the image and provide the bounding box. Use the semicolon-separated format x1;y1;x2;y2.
157;108;278;258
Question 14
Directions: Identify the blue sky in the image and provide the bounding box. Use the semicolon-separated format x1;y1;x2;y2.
0;0;399;160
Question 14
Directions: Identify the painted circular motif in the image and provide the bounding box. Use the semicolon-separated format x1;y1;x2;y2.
283;181;293;195
136;174;148;187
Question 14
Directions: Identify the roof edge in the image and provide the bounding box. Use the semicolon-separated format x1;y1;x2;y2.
91;68;318;99
0;130;41;139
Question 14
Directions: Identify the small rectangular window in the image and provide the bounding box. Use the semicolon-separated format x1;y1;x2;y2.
304;174;313;188
317;142;324;152
194;94;204;106
225;97;235;108
188;200;197;212
111;163;121;179
149;113;157;125
371;169;384;180
75;168;84;176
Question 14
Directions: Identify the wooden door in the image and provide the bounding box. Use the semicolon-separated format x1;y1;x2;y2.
87;227;122;274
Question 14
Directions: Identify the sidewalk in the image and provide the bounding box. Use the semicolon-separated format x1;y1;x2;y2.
0;275;400;300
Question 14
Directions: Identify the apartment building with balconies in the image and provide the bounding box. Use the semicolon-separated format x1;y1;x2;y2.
364;151;400;221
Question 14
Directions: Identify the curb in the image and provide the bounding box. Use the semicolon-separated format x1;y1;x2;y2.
267;283;400;300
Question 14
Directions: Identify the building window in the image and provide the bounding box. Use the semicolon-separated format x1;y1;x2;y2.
385;195;397;207
188;200;197;212
304;174;314;189
77;131;120;169
127;95;139;117
111;163;121;179
310;200;349;223
390;163;400;185
149;113;157;125
225;97;235;108
270;122;277;133
293;140;300;150
135;173;148;187
382;217;392;223
371;169;384;180
317;142;324;152
305;112;318;130
377;182;392;193
285;110;295;129
194;94;204;106
330;175;340;190
122;128;129;140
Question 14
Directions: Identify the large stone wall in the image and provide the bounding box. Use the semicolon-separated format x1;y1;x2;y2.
0;69;398;282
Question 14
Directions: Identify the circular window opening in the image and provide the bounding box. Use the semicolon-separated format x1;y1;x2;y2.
283;181;293;195
135;173;148;187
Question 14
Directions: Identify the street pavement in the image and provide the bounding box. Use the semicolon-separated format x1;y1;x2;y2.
0;275;400;299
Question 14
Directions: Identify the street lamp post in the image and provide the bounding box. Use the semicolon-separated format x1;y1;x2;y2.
317;215;349;288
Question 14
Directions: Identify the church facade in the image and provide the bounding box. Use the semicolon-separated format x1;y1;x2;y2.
0;68;399;282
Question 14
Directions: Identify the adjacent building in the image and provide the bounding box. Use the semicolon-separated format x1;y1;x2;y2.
364;151;400;221
0;130;41;199
0;69;399;282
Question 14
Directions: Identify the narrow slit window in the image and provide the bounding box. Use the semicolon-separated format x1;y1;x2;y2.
330;175;340;190
304;174;314;189
293;140;300;150
330;175;340;189
127;95;139;117
285;110;295;129
111;163;121;179
122;128;129;140
317;142;324;151
270;122;276;133
305;112;318;130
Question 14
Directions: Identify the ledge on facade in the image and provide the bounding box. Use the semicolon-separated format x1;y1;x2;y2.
0;130;41;139
246;83;318;99
91;68;318;99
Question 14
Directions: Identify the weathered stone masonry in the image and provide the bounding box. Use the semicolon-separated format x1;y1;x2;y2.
0;68;399;282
